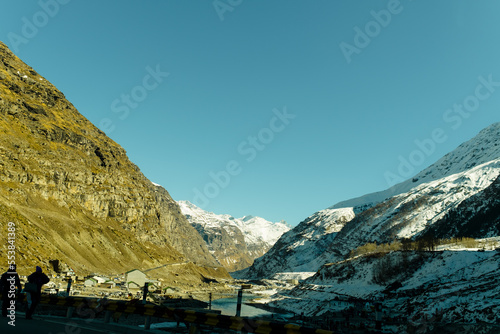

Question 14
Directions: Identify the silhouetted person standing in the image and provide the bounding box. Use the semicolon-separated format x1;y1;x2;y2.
25;266;49;319
0;264;22;317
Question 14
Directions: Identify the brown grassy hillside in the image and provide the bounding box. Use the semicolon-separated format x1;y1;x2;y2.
0;41;230;282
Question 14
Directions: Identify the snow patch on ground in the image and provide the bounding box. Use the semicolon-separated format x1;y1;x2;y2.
261;250;500;326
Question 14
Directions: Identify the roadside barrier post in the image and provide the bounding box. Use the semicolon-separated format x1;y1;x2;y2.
66;278;72;296
66;306;75;318
236;288;243;317
145;315;152;330
375;303;382;330
104;310;112;323
143;282;149;304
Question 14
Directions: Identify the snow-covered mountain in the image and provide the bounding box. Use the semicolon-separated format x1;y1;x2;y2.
177;201;290;272
261;249;500;331
239;122;500;278
233;207;355;278
332;122;500;213
420;173;500;239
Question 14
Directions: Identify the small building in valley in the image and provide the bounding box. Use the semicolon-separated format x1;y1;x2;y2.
126;269;147;289
84;278;98;287
101;281;116;289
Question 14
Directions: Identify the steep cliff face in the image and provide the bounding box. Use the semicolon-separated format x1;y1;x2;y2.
191;217;255;272
0;41;226;280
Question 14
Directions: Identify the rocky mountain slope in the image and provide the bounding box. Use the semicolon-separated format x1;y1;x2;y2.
233;207;354;278
0;41;229;282
240;122;500;278
178;201;290;272
420;174;500;239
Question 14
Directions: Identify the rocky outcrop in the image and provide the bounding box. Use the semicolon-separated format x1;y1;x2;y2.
192;219;255;272
0;41;228;281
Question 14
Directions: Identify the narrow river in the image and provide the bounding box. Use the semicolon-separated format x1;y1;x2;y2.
145;295;294;331
209;295;273;317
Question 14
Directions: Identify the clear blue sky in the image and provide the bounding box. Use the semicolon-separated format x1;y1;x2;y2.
1;1;499;226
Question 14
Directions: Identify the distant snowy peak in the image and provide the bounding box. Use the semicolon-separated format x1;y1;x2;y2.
177;200;231;228
177;201;290;244
177;200;291;271
239;215;292;245
235;206;355;278
331;122;500;212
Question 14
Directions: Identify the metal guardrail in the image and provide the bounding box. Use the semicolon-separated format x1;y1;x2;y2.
3;294;336;333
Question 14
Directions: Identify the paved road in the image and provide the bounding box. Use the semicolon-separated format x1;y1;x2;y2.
0;312;168;334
